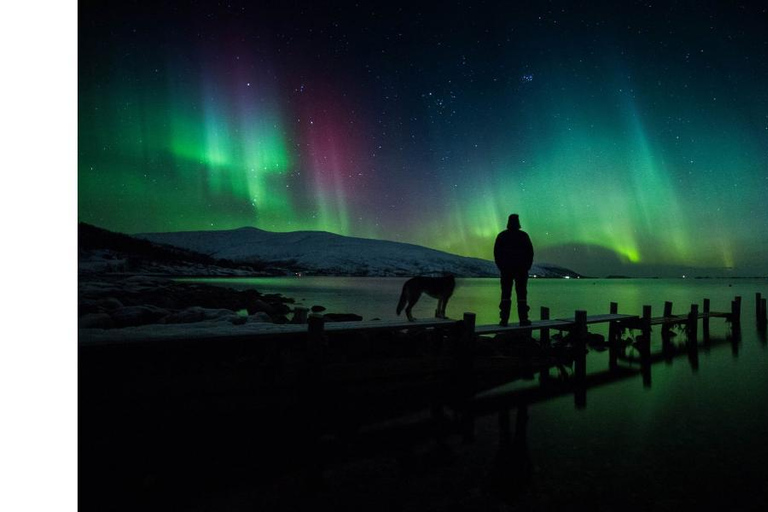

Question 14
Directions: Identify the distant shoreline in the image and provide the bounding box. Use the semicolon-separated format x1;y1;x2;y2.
84;272;768;280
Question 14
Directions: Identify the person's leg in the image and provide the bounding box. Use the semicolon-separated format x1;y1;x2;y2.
499;273;513;326
515;271;530;326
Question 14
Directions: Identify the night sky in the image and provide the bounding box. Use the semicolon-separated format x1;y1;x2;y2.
78;1;768;276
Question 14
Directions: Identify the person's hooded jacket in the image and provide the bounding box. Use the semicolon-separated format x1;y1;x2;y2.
494;215;533;274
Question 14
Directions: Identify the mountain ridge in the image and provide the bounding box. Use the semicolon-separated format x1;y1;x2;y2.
137;226;582;278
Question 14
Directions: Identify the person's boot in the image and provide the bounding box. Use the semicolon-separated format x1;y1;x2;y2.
518;302;531;326
499;300;512;327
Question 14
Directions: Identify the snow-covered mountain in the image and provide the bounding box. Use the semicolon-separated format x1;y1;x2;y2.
138;227;581;278
136;227;578;277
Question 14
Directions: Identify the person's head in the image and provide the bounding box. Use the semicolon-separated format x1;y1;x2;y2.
507;214;521;230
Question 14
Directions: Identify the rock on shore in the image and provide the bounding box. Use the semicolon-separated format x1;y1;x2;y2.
79;276;294;329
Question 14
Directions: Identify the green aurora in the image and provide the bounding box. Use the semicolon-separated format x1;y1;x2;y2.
78;1;768;276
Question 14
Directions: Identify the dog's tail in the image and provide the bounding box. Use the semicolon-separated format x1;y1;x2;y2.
396;287;408;316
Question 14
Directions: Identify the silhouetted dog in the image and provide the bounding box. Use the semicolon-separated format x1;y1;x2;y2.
396;275;455;321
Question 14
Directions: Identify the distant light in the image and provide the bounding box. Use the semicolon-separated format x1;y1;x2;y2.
564;275;571;279
682;275;686;279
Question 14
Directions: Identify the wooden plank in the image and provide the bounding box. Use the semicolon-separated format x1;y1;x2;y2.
80;317;457;346
540;306;550;345
609;303;619;371
78;307;732;347
649;312;731;325
650;314;688;326
324;318;456;332
555;313;638;325
475;319;573;335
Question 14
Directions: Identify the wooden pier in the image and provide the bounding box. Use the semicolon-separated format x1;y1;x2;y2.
79;293;749;416
79;291;766;504
80;293;750;348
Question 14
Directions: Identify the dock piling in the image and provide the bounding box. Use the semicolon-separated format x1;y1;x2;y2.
662;301;673;334
687;303;699;342
574;310;588;408
639;306;652;388
608;302;619;372
641;305;652;339
538;307;551;385
459;312;476;443
540;306;550;346
291;306;309;324
639;306;653;387
703;298;710;340
731;296;742;333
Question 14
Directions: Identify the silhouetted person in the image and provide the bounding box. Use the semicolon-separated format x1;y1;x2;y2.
494;214;534;326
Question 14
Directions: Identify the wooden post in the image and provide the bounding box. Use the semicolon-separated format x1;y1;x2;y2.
574;310;587;409
687;304;699;343
661;325;674;363
687;330;700;372
608;302;619;372
731;298;742;356
662;301;673;334
642;305;652;341
660;300;674;361
574;310;588;357
540;306;550;346
459;312;476;443
538;307;551;385
686;303;699;372
291;306;309;324
756;294;767;328
640;305;652;388
731;296;742;333
702;298;710;341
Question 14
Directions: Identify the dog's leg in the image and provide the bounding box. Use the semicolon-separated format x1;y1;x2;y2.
406;292;421;321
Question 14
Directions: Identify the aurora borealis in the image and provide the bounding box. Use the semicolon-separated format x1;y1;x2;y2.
79;1;768;276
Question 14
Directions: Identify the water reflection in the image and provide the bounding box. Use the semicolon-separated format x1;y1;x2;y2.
488;405;532;503
81;279;768;511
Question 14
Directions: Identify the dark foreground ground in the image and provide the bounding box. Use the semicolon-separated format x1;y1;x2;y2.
80;321;768;512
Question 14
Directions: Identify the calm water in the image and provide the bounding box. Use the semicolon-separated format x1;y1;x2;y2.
182;276;767;327
181;277;768;508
